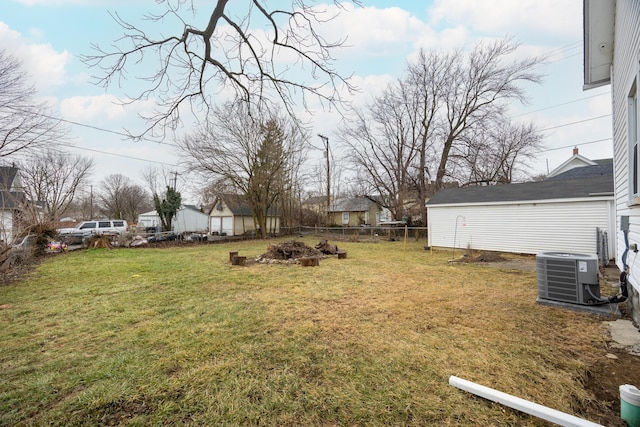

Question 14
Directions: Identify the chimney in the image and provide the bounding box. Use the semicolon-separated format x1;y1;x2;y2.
573;147;579;155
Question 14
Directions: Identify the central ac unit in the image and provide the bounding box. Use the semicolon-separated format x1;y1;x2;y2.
536;252;600;305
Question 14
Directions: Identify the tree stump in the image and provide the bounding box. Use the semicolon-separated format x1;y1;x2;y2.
231;255;246;266
229;251;239;262
300;257;319;267
337;250;347;259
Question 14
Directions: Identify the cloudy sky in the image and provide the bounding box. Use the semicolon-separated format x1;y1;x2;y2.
1;0;612;203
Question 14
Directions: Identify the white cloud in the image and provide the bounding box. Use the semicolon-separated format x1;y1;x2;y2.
12;0;132;5
312;4;431;59
0;21;71;91
428;0;581;39
60;94;129;122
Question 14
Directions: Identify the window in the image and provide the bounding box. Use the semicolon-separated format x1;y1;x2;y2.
342;212;349;225
80;222;96;230
98;221;111;228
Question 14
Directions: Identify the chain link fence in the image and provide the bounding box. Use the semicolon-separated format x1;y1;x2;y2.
278;225;428;241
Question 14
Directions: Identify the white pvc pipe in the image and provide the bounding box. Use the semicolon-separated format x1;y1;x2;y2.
449;376;603;427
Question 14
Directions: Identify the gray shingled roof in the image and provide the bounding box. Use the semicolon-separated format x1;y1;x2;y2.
211;194;279;216
547;163;613;180
0;166;18;189
329;197;377;212
1;167;22;210
426;175;613;205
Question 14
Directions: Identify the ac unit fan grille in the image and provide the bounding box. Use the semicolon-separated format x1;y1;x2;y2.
543;259;578;301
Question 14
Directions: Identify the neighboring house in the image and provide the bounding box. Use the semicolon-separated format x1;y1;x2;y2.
328;196;383;227
426;162;615;257
173;205;208;234
207;194;280;236
547;146;612;178
0;166;25;245
583;0;640;323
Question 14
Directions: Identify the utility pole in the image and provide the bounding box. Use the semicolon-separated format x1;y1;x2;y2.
171;171;179;190
317;134;330;225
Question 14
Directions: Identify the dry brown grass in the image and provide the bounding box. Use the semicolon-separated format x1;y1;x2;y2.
0;238;616;426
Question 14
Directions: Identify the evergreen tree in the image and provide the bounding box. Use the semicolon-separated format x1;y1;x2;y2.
153;186;181;232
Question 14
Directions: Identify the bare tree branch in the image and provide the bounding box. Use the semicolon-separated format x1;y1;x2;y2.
82;1;358;139
0;50;68;158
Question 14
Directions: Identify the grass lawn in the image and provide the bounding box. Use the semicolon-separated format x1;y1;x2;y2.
0;238;613;426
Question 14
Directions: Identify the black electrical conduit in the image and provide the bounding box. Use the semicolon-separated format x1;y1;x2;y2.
585;228;629;305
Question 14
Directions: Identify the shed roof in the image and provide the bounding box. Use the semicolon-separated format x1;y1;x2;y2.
427;174;613;206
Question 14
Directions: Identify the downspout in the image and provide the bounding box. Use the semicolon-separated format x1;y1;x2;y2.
449;376;603;427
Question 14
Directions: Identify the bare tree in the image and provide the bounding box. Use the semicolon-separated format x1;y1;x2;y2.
0;50;68;158
18;150;94;222
179;100;307;238
453;120;543;186
97;174;151;223
339;82;419;222
82;1;357;138
341;38;544;224
429;38;543;189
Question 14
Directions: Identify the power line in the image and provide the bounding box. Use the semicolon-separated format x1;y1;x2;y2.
512;92;610;117
5;105;180;148
537;114;611;132
538;138;612;153
57;142;178;167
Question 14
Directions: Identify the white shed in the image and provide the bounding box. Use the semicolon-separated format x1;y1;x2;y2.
173;205;209;234
137;210;161;230
427;168;615;259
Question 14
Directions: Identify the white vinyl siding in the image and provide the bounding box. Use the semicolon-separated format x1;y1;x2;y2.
173;208;209;233
611;0;640;300
428;198;614;256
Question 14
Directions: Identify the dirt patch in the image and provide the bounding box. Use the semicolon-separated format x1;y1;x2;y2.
0;251;42;287
585;347;640;426
461;254;640;425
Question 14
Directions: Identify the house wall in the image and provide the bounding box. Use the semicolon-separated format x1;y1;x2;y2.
234;215;254;236
428;198;615;257
0;210;13;245
329;207;381;227
611;0;640;324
